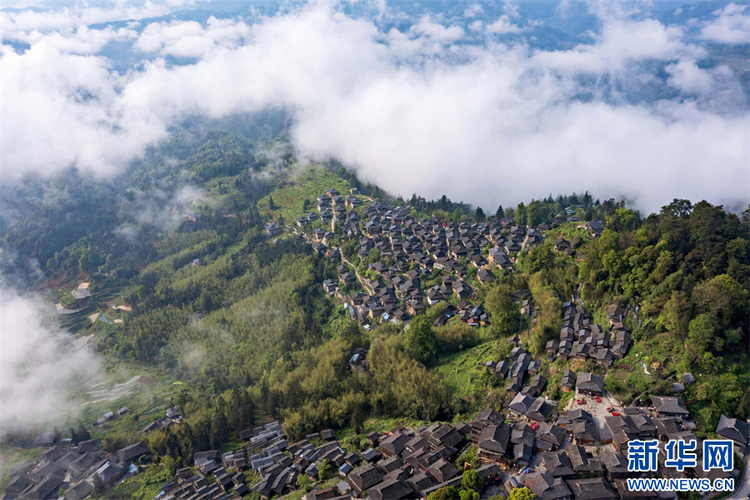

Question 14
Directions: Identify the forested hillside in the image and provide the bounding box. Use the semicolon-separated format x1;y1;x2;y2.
1;126;748;499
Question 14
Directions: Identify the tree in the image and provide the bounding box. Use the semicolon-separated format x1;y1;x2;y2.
688;314;715;356
658;291;691;338
485;283;520;338
210;406;228;449
661;199;693;218
606;207;640;232
516;202;527;225
269;195;275;210
296;474;313;492
318;459;335;480
526;201;546;228
495;205;504;219
509;487;538;500
428;486;460;500
693;274;749;334
475;207;486;222
456;446;480;470
351;405;364;434
163;455;178;477
70;427;79;446
460;491;480;500
403;316;438;365
461;469;484;491
77;422;91;442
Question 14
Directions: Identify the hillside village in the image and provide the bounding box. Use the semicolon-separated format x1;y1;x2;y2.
3;177;748;500
270;187;604;331
5;0;750;497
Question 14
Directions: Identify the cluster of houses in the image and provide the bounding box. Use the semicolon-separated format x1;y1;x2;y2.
6;370;748;500
154;419;492;500
475;392;745;500
157;421;287;500
2;436;149;500
544;302;631;368
306;188;577;329
553;238;580;260
154;386;746;500
550;219;605;260
473;331;749;500
148;341;748;500
485;343;545;401
139;407;183;434
158;461;250;500
503;395;746;500
271;190;612;336
3;407;185;500
269;420;501;500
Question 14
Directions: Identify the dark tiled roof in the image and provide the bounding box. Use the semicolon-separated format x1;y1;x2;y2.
567;477;617;500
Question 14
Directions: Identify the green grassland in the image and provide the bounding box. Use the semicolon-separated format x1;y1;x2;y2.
545;222;593;248
257;166;354;223
432;336;507;402
110;463;174;500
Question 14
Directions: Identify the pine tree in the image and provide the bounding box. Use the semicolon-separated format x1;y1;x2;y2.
77;422;91;442
475;207;486;222
351;405;364;434
210;406;229;449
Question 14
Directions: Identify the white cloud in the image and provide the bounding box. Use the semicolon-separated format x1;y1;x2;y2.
0;2;171;38
291;54;747;212
134;17;252;58
532;19;700;74
1;41;164;180
666;60;715;94
0;2;747;213
486;15;522;34
701;4;750;45
463;4;483;18
409;15;464;43
116;185;205;242
10;25;137;51
0;286;101;435
468;20;484;32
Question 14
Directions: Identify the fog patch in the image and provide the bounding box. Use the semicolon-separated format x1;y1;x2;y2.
0;284;101;436
115;185;205;242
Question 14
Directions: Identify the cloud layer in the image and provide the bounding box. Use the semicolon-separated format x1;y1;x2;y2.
1;1;748;212
0;287;100;435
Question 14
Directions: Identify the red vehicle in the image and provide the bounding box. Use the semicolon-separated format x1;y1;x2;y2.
606;406;614;412
595;397;602;403
611;411;620;416
581;399;587;404
576;399;582;405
